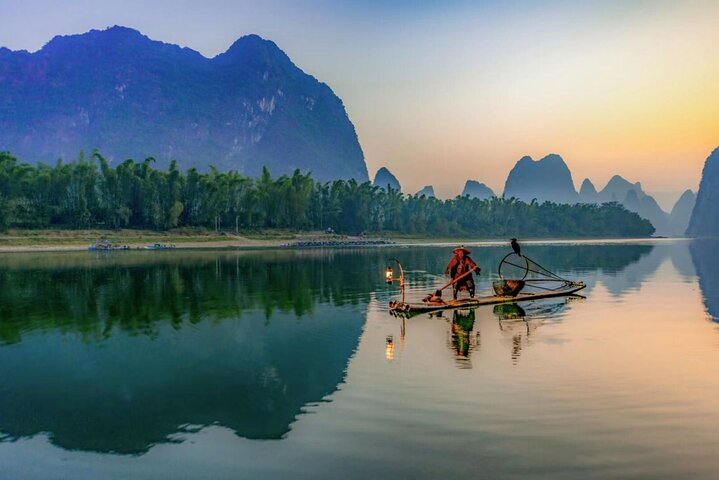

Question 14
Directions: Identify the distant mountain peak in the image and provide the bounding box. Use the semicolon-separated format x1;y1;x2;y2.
373;167;401;192
0;26;368;182
101;25;144;36
687;147;719;237
517;155;534;164
599;175;648;204
540;153;565;164
579;178;597;195
666;189;695;237
461;180;494;199
675;189;696;205
220;34;285;60
605;174;640;189
670;189;695;216
578;178;598;203
503;153;578;204
43;25;148;50
416;185;435;198
605;175;631;187
591;173;671;234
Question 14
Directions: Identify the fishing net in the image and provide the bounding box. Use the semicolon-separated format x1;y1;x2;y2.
498;253;568;282
498;253;529;280
497;253;577;294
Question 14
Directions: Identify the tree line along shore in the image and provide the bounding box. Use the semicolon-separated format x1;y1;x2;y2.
0;150;655;239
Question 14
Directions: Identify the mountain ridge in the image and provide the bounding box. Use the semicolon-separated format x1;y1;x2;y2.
461;180;495;199
373;167;401;191
687;147;719;237
0;26;369;182
499;153;693;236
503;154;579;204
415;185;435;198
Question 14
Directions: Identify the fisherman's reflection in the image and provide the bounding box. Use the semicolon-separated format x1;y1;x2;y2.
448;309;480;366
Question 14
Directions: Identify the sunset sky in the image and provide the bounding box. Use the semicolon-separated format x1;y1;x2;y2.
2;0;718;208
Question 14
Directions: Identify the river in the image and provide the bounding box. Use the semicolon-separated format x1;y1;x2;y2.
0;239;717;479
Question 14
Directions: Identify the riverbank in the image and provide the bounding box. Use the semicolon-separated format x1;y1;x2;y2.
0;229;399;252
0;229;293;252
0;229;680;253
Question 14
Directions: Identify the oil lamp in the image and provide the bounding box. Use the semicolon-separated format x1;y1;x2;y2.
384;258;405;303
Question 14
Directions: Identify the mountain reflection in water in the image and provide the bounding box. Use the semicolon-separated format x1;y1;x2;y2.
0;240;717;465
690;239;719;322
0;250;378;454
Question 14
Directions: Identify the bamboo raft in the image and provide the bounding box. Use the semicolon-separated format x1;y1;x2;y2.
389;281;586;314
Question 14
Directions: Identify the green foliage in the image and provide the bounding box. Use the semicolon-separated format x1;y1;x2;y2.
0;150;655;237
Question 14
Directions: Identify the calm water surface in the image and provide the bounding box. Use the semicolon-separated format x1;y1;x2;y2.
0;240;718;479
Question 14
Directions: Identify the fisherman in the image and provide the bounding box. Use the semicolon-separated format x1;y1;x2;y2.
422;289;445;306
444;246;480;299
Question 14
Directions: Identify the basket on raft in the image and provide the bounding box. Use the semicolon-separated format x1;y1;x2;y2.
492;279;526;296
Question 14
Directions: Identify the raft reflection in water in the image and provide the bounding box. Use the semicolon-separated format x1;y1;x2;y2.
389;296;577;369
495;298;577;364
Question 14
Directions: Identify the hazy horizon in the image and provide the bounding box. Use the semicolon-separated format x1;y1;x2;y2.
2;0;717;209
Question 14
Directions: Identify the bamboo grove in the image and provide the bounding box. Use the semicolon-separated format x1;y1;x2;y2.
0;151;655;237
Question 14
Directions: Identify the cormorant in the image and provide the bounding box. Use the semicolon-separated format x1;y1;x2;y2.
511;238;521;256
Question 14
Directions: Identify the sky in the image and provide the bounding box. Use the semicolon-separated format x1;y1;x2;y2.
1;0;718;209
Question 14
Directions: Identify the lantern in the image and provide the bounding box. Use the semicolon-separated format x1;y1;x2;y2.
385;266;394;284
385;258;405;303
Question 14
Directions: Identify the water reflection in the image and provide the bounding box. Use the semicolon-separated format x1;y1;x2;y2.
493;303;527;320
494;299;574;364
0;251;375;454
689;239;719;322
0;241;702;462
0;307;365;454
0;250;385;344
448;309;479;368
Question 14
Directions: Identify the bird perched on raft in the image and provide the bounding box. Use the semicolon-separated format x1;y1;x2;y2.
511;238;521;256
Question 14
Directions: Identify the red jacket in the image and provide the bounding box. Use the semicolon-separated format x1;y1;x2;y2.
445;255;478;278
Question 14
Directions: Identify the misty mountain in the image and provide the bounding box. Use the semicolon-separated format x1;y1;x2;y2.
686;147;719;237
461;180;495;199
669;190;695;237
501;153;689;236
578;179;599;203
373;167;401;191
577;174;677;236
503;154;579;204
621;188;669;235
415;185;435;198
595;176;644;203
0;26;368;181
